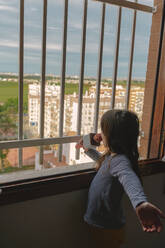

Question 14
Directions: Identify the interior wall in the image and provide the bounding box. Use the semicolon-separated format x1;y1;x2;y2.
122;172;165;248
0;172;165;248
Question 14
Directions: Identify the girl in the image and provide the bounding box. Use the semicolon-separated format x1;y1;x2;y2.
76;109;165;248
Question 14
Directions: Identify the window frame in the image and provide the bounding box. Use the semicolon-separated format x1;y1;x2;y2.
0;0;165;205
147;1;165;159
0;159;164;206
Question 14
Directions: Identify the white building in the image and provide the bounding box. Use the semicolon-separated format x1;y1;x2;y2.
63;142;93;165
28;84;61;137
28;83;144;138
28;83;144;166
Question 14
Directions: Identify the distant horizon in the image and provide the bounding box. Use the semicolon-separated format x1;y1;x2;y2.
0;72;146;81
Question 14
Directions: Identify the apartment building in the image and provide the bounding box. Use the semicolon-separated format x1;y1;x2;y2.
28;84;60;137
28;83;145;138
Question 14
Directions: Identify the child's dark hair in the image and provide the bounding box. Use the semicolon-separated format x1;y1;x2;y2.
100;109;141;180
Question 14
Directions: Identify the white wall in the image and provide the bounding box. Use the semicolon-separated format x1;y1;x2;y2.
0;172;165;248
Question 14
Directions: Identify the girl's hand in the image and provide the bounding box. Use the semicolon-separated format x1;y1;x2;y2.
75;138;83;149
136;202;165;232
76;133;102;151
75;138;88;152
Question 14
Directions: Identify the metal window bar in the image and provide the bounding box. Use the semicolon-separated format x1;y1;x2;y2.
110;6;122;109
94;3;106;132
0;136;82;150
18;0;24;168
0;0;156;170
125;0;137;110
58;0;68;162
76;0;88;160
39;0;48;166
92;0;156;13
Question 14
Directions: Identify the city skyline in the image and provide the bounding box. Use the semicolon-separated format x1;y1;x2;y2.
28;82;145;136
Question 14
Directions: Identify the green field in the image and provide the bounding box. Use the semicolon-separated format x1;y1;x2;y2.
0;165;35;174
0;81;28;103
0;79;144;106
0;81;90;105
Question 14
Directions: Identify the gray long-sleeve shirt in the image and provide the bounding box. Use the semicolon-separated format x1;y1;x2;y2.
84;149;147;229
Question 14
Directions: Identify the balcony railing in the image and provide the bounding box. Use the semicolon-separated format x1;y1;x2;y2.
0;0;156;169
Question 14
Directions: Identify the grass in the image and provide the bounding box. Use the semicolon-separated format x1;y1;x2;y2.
64;83;90;95
0;81;90;104
103;80;145;88
0;165;35;174
0;81;28;103
0;79;145;105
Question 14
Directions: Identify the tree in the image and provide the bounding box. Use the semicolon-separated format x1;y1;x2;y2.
0;110;17;137
3;97;18;113
0;149;8;171
0;98;17;170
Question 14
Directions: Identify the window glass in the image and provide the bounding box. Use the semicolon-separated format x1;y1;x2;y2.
0;0;155;178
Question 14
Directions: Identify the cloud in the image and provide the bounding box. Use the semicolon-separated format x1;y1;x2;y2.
31;7;38;12
0;50;17;59
48;26;61;31
0;40;18;48
24;55;40;61
49;0;82;6
0;5;17;12
0;0;153;77
69;21;100;30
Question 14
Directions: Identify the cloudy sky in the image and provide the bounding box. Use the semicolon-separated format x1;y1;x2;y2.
0;0;154;78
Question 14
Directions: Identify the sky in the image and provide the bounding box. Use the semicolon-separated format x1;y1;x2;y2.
0;0;154;79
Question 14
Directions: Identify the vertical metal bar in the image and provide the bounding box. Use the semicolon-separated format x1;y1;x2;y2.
125;0;137;109
76;0;88;160
58;0;68;161
18;0;24;168
94;3;106;132
110;6;122;109
147;0;165;158
39;0;48;165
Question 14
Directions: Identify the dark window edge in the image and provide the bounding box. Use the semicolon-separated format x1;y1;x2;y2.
139;159;165;176
0;159;164;206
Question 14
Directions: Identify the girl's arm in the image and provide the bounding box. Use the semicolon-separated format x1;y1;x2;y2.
111;158;165;232
75;133;102;161
84;148;102;161
111;158;147;209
